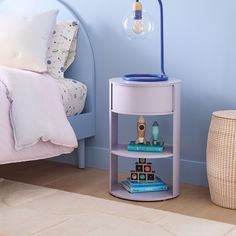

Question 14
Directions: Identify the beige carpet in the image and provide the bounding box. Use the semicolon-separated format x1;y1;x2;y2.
0;178;235;236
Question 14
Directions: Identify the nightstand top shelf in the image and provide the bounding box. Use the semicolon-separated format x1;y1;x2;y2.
111;144;173;159
110;78;181;87
111;110;174;116
110;77;181;115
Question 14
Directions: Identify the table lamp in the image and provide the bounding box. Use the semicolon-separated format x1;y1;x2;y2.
122;0;168;82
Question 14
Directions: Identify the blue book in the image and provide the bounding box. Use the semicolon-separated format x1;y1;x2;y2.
121;180;169;193
121;178;169;193
126;177;165;187
127;141;164;152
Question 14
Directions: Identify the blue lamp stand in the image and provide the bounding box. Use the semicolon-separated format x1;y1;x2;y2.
123;0;168;82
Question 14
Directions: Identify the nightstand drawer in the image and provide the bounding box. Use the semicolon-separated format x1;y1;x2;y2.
111;84;173;115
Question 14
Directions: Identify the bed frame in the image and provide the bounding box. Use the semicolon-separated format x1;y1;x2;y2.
0;0;96;168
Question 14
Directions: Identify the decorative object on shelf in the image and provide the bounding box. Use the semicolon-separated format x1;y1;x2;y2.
121;158;169;193
130;158;156;182
135;115;147;145
129;118;164;152
150;121;164;147
122;0;168;82
152;121;159;145
139;158;146;164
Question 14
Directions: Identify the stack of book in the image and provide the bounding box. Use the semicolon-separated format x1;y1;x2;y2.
127;141;164;152
121;177;169;193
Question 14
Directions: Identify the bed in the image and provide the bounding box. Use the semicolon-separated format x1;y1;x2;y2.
0;0;96;168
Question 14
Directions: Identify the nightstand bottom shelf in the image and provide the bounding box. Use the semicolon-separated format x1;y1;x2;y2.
110;184;178;202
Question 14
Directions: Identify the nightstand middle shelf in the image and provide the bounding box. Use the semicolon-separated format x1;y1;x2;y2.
111;144;173;159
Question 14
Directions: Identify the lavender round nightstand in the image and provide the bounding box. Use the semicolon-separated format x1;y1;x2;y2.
109;78;181;201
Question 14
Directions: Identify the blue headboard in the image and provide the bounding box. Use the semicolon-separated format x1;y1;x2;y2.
0;0;96;139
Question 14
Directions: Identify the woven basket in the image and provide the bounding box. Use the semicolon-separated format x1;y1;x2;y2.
207;110;236;209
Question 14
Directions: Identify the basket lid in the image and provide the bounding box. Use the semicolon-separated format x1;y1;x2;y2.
213;110;236;120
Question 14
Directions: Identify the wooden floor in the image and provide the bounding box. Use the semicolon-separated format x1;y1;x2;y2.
0;160;235;225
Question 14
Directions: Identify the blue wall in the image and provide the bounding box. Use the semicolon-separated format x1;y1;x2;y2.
61;0;236;185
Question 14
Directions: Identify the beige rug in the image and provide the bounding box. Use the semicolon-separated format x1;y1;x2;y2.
0;178;235;236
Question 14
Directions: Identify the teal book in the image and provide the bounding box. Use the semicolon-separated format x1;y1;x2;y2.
121;180;169;193
127;141;164;152
125;177;166;187
121;178;169;193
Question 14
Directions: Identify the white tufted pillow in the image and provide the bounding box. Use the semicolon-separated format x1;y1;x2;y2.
0;10;58;72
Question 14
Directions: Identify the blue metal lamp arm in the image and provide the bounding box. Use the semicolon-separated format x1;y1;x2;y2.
123;0;168;82
158;0;166;76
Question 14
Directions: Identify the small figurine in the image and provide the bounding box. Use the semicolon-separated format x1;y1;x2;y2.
152;121;159;145
135;115;147;145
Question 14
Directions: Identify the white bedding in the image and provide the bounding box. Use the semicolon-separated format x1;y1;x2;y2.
0;66;77;164
57;78;87;117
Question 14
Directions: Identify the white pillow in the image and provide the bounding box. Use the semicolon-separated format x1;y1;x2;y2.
0;10;58;72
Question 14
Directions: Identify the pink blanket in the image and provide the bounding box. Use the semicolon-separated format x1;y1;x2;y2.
0;67;77;164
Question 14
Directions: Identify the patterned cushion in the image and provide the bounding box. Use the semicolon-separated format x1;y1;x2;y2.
47;21;79;79
57;79;87;117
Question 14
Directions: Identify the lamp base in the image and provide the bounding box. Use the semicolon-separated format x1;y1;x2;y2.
122;74;168;82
